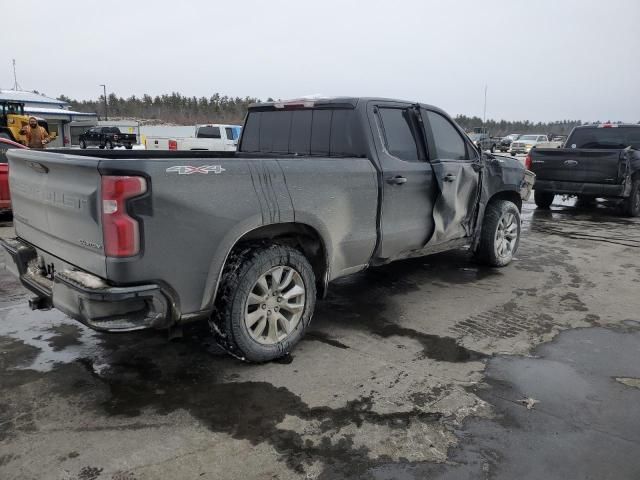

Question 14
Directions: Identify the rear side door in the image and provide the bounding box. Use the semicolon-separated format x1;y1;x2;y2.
371;102;438;260
421;108;481;246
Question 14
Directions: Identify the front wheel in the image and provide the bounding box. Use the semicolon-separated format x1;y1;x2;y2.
510;152;516;156
476;200;521;267
490;144;495;153
80;139;87;149
534;190;555;209
105;140;114;149
211;245;316;362
624;178;640;217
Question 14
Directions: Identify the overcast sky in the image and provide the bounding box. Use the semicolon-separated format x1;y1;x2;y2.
2;0;639;122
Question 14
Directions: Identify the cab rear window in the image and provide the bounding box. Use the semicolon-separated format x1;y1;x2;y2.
568;127;640;149
240;109;364;157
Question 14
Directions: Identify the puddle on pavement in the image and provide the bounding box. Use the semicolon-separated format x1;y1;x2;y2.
366;326;640;479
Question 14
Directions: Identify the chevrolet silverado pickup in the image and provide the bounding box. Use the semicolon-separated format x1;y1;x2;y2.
1;97;534;362
529;124;640;216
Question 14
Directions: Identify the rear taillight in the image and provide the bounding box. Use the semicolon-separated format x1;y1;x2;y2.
168;139;177;150
101;176;147;257
525;153;532;170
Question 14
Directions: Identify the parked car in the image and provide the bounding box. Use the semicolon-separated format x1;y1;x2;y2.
1;97;534;362
0;138;27;214
536;135;567;149
79;126;137;149
145;124;241;151
510;134;549;155
529;124;640;215
498;134;521;152
468;132;498;153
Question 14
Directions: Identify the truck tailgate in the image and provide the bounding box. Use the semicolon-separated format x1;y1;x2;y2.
7;149;106;277
531;148;622;184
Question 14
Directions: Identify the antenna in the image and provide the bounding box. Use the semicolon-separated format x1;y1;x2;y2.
12;59;22;90
483;84;488;128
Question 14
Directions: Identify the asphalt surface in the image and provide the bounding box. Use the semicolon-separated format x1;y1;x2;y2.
1;190;639;480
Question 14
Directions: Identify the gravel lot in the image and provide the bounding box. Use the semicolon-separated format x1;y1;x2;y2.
1;190;639;480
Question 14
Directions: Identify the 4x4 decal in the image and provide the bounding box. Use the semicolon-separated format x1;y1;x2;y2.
166;165;226;175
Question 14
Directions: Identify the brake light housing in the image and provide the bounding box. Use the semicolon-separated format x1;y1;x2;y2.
101;176;147;257
168;139;178;150
525;153;532;170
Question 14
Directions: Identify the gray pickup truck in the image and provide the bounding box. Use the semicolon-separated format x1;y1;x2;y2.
1;97;534;362
530;124;640;215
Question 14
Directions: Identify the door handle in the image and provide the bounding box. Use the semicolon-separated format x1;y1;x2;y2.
387;175;407;185
443;173;456;182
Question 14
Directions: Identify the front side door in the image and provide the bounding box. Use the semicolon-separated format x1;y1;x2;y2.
421;108;481;246
370;102;439;260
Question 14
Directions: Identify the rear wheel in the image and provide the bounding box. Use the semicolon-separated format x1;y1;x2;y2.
80;139;87;149
211;245;316;362
534;190;555;209
624;178;640;217
490;144;495;153
476;200;521;267
510;152;516;156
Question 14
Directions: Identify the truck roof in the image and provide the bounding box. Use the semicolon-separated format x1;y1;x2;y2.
574;123;640;129
248;96;446;114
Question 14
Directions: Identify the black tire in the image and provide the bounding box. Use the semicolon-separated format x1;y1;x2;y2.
211;244;317;362
534;190;555;209
98;144;104;149
476;200;521;267
490;144;495;153
510;152;516;156
624;178;640;217
105;140;114;149
80;139;87;149
125;144;133;150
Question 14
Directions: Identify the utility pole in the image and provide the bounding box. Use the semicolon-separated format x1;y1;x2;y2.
12;59;21;90
99;84;108;120
483;84;488;130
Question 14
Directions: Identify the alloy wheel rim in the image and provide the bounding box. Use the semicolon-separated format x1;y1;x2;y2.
244;266;306;345
495;212;518;258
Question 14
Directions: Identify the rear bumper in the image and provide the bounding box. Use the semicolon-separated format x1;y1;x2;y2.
534;180;625;197
1;237;172;332
0;200;10;212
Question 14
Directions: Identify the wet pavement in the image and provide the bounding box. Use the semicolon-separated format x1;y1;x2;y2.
1;197;639;480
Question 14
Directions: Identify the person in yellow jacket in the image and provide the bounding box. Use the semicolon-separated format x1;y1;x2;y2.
20;117;51;148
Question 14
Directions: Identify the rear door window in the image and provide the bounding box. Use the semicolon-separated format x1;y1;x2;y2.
425;111;467;160
377;108;420;162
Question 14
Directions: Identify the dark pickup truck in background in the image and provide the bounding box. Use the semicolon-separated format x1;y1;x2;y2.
79;126;137;149
2;97;534;362
529;124;640;216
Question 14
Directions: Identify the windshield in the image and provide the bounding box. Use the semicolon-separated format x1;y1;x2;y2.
468;134;482;141
507;134;520;140
567;127;640;149
519;135;539;141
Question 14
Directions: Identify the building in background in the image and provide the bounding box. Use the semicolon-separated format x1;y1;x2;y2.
0;90;97;147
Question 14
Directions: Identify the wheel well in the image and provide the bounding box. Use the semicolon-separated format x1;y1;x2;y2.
232;223;328;296
488;190;522;211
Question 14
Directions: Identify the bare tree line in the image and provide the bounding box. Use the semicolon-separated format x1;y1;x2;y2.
58;92;624;135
